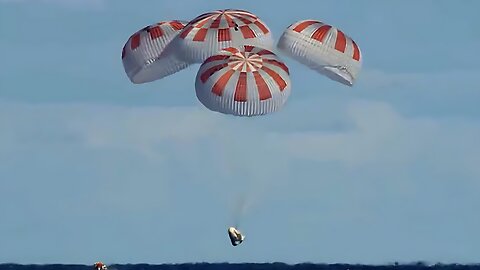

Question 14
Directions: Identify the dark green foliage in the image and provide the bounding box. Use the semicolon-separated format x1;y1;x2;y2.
1;263;479;270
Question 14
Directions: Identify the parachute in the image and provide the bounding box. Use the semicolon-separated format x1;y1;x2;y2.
119;10;366;247
195;45;291;116
121;20;190;84
277;20;362;86
166;9;274;64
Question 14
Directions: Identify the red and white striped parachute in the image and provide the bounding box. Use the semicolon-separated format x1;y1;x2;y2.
195;45;291;116
122;20;190;84
167;9;274;64
277;20;362;86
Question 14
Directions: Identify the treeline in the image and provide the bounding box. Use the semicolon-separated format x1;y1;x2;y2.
1;263;480;270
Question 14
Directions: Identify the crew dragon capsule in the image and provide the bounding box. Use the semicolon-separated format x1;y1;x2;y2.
228;227;245;246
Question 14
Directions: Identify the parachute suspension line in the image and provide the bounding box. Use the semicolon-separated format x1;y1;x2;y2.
220;116;258;229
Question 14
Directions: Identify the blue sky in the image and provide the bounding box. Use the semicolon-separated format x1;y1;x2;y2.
1;0;479;265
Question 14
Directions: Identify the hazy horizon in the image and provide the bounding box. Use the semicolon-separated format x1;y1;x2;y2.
1;0;479;265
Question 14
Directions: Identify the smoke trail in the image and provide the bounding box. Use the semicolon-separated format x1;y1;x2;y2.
217;120;281;230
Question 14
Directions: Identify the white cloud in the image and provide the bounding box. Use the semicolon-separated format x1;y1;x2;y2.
1;97;480;263
2;99;479;175
2;98;479;199
279;101;432;165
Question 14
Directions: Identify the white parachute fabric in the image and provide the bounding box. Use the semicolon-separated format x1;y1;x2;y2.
277;20;362;86
195;45;291;116
122;20;190;84
166;9;275;64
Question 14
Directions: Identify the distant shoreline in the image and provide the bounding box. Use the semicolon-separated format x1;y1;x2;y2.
1;262;480;269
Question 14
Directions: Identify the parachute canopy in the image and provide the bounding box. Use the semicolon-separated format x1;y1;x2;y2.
277;20;362;86
168;9;274;64
195;45;291;117
122;20;190;84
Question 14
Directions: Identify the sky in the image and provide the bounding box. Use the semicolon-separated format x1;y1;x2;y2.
1;0;480;265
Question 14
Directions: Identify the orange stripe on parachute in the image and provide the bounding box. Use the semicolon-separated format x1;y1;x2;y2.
261;66;287;91
311;25;331;42
253;71;272;101
335;30;347;53
212;69;235;96
293;20;318;33
234;72;248;102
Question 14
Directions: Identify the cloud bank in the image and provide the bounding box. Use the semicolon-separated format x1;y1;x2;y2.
1;98;479;263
